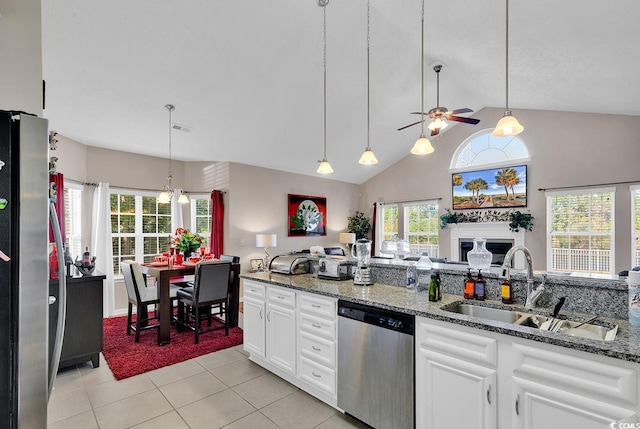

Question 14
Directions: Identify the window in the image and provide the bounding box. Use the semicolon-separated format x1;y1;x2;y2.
546;188;615;276
632;185;640;267
451;129;530;170
110;190;171;275
190;194;211;240
64;182;83;258
377;201;439;257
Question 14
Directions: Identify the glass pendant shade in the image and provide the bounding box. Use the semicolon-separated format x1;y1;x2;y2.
317;160;334;174
158;191;171;204
358;148;378;165
177;192;189;204
492;112;524;137
411;134;435;155
428;118;448;131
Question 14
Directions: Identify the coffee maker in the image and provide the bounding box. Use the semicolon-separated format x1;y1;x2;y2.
351;239;373;286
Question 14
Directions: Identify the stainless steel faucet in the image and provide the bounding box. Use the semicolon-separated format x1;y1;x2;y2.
501;245;545;309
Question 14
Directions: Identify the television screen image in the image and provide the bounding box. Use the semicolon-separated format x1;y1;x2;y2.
452;165;527;210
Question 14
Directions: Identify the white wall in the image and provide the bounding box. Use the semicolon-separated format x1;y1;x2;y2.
359;107;640;273
0;0;43;116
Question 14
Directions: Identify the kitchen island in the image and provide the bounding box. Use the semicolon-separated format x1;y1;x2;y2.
242;270;640;427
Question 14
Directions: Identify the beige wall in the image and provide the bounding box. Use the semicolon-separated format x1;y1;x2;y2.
0;0;43;116
359;107;640;273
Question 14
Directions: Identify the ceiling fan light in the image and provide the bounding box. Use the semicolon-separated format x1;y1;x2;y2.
158;191;171;204
411;134;435;155
428;118;448;131
359;148;378;165
492;112;524;137
317;159;334;174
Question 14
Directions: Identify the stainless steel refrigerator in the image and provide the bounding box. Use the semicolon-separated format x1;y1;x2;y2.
0;110;67;428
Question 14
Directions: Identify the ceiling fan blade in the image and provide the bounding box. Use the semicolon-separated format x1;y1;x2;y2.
397;119;426;131
448;108;473;115
430;128;440;136
410;112;430;115
447;116;480;125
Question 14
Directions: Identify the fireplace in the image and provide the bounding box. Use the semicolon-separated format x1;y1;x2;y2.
449;222;525;269
459;239;514;265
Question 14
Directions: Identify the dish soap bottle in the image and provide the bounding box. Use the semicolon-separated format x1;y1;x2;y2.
464;268;475;300
501;269;513;304
474;270;486;301
428;274;438;302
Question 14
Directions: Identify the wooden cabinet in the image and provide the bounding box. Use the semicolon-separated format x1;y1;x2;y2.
49;272;105;369
416;317;497;429
416;316;639;428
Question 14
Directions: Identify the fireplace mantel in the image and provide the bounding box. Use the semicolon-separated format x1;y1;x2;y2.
449;222;525;269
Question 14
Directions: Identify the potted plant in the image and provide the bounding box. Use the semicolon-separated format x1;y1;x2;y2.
439;209;460;229
348;211;372;239
508;210;534;232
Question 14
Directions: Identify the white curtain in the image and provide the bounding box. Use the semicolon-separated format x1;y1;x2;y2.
171;188;184;232
91;182;114;317
374;201;384;256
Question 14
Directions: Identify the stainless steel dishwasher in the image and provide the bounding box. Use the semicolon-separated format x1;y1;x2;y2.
337;300;414;429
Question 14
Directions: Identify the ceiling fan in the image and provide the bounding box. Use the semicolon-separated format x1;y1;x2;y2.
398;64;480;136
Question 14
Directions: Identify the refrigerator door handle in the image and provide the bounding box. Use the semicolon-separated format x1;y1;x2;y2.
48;202;67;398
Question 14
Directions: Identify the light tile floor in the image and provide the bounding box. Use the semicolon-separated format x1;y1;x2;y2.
47;345;371;429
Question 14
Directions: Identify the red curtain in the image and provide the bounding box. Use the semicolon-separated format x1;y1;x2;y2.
48;173;66;244
371;202;377;256
209;190;224;258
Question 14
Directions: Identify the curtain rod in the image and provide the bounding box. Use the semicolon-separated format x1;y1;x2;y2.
538;180;639;192
376;197;442;205
66;178;225;194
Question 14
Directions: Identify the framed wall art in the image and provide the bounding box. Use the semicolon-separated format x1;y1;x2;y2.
288;194;327;237
452;165;527;210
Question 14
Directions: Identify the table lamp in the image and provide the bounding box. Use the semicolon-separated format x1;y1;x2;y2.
340;232;356;256
256;233;277;271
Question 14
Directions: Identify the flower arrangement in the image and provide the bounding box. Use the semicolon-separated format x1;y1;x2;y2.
169;228;204;254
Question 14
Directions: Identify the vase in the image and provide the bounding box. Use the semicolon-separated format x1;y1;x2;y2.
467;238;492;270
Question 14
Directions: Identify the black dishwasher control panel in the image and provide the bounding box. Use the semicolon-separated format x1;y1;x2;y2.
338;300;414;335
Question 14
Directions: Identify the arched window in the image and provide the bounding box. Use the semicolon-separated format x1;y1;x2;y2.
450;129;530;171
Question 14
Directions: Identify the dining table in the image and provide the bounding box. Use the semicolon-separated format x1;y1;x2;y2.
140;262;241;346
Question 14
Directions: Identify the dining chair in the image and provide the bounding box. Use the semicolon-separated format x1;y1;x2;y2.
219;254;240;263
176;260;232;343
120;260;180;342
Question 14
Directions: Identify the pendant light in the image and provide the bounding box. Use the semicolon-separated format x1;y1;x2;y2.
410;0;435;155
358;0;378;165
316;0;334;175
492;0;524;137
158;104;189;204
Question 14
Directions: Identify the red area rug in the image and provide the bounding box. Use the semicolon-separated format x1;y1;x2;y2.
102;314;243;380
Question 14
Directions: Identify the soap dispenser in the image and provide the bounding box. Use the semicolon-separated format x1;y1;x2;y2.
501;267;514;304
474;270;486;301
464;268;475;299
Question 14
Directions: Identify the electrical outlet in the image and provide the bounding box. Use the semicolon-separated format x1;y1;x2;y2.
240;238;246;247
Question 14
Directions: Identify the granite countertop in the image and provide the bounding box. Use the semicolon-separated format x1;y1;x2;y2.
241;271;640;363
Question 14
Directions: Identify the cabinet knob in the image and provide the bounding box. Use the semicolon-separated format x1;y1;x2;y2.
312;346;321;352
312;304;321;308
486;384;491;405
515;394;520;416
312;372;322;378
312;323;322;329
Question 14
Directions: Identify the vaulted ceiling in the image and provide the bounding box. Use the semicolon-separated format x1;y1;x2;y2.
41;0;640;184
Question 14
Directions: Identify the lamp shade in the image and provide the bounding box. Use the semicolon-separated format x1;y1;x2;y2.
158;191;171;204
492;112;524;137
256;234;277;248
339;232;356;244
411;134;435;155
358;149;378;165
317;160;334;174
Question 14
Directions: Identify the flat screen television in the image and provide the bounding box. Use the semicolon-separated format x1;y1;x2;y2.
452;165;527;210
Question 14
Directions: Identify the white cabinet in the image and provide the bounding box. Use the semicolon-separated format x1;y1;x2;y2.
511;342;638;428
416;316;640;428
242;281;266;358
297;293;337;402
242;280;338;408
416;317;497;429
266;286;297;375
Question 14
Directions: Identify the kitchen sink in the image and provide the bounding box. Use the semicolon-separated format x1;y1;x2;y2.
441;301;618;341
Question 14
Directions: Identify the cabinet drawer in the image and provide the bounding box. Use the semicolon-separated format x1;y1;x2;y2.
299;312;336;341
300;356;336;396
299;331;336;369
268;285;296;309
244;280;266;300
299;293;336;320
